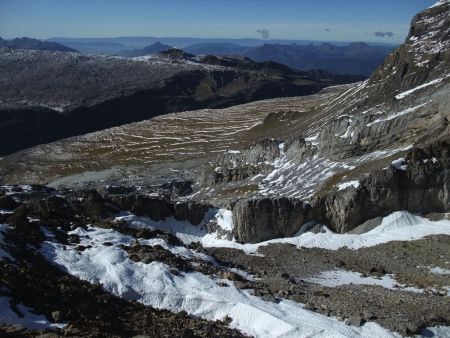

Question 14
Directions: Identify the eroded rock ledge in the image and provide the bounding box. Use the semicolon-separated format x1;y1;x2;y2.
230;140;449;242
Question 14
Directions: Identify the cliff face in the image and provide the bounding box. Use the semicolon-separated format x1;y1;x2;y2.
232;197;312;243
318;141;450;233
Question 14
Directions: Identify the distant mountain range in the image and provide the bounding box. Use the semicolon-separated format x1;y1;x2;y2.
2;35;394;76
184;43;253;56
0;37;77;52
113;41;394;76
118;42;173;57
244;42;393;76
50;36;390;50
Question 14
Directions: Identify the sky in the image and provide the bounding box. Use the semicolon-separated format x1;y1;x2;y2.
0;0;436;44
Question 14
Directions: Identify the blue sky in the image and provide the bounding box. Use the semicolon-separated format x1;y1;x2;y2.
0;0;435;43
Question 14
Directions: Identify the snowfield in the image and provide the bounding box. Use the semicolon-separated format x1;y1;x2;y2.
40;224;400;338
35;210;450;337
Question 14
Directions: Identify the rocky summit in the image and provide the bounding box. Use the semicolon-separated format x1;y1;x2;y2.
0;1;450;338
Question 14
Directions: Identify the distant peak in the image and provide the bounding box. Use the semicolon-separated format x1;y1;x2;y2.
348;42;369;47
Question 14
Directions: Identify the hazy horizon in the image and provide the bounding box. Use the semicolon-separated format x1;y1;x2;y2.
0;0;435;44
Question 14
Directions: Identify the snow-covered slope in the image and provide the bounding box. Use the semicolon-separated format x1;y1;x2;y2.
40;216;414;338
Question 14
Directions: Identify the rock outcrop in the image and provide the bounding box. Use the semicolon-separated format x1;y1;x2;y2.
318;141;450;233
110;193;211;225
232;197;313;243
201;139;282;186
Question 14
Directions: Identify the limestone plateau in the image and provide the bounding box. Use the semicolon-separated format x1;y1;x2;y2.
0;1;450;338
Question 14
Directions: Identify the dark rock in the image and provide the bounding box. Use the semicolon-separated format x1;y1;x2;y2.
67;234;80;244
0;195;17;210
7;206;31;233
174;201;210;225
69;189;116;221
104;185;136;195
160;180;193;196
30;195;74;221
110;194;174;221
7;206;44;244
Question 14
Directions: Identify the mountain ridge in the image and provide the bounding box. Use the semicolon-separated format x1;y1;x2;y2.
0;37;77;52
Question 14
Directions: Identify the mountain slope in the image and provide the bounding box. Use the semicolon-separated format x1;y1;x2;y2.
0;49;346;155
116;42;173;57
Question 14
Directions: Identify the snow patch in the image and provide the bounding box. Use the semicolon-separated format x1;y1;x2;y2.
115;210;215;244
215;209;234;231
305;133;319;146
428;0;450;8
366;102;429;126
395;78;445;99
392;158;407;171
337;180;360;191
307;270;422;293
429;267;450;275
0;296;66;330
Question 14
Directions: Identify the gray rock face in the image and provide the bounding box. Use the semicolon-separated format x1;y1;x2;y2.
110;193;211;225
230;139;449;241
284;137;318;164
319;141;450;233
201;137;318;188
201;139;281;186
347;217;383;235
232;197;313;243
